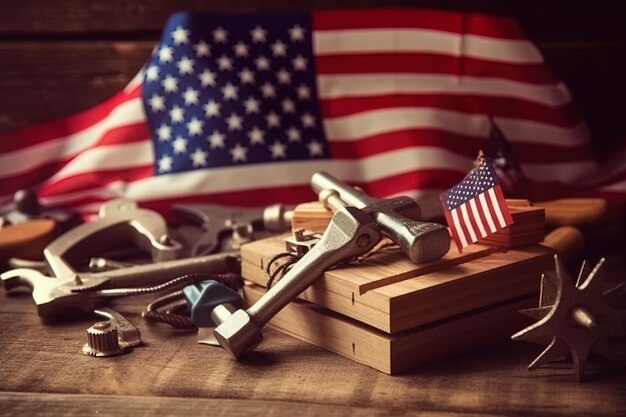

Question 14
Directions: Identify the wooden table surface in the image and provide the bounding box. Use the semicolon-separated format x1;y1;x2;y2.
1;285;625;417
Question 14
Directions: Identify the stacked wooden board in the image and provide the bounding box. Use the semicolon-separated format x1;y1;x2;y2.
240;233;554;374
477;200;546;248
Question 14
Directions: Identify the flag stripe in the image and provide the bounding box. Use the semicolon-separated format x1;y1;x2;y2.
317;74;571;106
321;94;582;126
487;187;507;227
314;10;528;39
469;198;487;237
315;53;557;83
450;209;468;250
0;88;141;153
460;203;478;242
314;29;542;64
479;193;497;233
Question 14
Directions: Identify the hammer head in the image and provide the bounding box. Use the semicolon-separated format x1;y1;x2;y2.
363;196;450;264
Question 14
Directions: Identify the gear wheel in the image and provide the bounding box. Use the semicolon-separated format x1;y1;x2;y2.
512;255;626;381
82;321;124;357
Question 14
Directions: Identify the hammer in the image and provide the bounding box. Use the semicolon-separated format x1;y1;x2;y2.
213;172;450;360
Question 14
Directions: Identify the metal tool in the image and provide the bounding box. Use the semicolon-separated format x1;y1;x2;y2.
1;251;240;317
82;307;142;357
172;203;293;256
1;198;241;316
310;172;450;264
212;172;450;360
512;256;626;381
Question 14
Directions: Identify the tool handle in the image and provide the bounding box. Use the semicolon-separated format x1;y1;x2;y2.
311;172;379;208
83;251;240;289
247;207;381;326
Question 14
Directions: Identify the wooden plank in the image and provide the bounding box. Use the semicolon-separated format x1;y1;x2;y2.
2;290;626;416
241;234;554;333
245;283;537;374
0;392;483;417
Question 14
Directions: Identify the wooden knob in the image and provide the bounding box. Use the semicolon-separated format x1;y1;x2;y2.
0;219;57;260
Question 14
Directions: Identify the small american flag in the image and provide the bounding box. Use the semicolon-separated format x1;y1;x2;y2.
441;158;513;252
1;9;625;218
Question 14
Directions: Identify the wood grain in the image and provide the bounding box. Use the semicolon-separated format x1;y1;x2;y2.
241;234;554;333
1;290;625;416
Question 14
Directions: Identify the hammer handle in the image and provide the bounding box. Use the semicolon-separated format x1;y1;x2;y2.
311;172;378;208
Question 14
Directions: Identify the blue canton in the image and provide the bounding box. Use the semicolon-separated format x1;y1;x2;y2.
142;12;329;175
444;160;498;210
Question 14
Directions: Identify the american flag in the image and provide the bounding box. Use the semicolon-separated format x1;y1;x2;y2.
441;158;513;251
1;9;625;218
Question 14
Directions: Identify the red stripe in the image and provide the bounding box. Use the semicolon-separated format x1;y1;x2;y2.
444;207;465;252
0;87;142;153
482;189;500;229
321;94;581;128
38;165;153;198
493;185;513;225
457;205;475;247
0;124;151;197
475;198;492;236
316;53;558;84
327;128;592;165
313;9;527;39
465;202;483;240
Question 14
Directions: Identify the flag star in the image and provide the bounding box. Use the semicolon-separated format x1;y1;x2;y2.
226;113;243;131
260;82;276;98
169;105;185;123
250;26;267;43
213;27;228;43
208;130;226;149
301;113;316;128
281;98;296;113
233;41;249;57
187;117;204;136
292;55;308;71
161;75;179;93
221;83;238;100
255;55;271;71
286;127;301;142
217;55;233;71
271;40;287;57
158;154;174;172
148;94;165;112
190;148;208;167
230;143;248;162
239;68;255;84
308;140;324;156
203;100;221;117
158;46;174;63
171;26;190;45
146;65;160;82
297;84;311;100
183;87;200;105
172;136;188;154
193;40;211;57
157;124;172;141
243;97;261;114
276;68;291;84
269;141;287;159
266;112;281;128
248;126;265;144
177;56;195;75
198;69;217;87
289;24;306;42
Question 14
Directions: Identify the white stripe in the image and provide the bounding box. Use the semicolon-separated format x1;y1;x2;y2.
479;193;497;232
450;209;468;248
324;108;588;146
487;188;507;227
469;199;487;237
460;203;477;243
0;98;145;178
317;74;571;106
314;29;543;64
41;141;154;185
124;68;144;93
523;161;598;183
599;179;626;193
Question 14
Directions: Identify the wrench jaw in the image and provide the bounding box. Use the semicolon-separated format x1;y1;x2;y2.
213;310;264;360
0;268;100;318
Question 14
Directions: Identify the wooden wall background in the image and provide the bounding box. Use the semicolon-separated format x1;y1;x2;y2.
0;0;624;161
